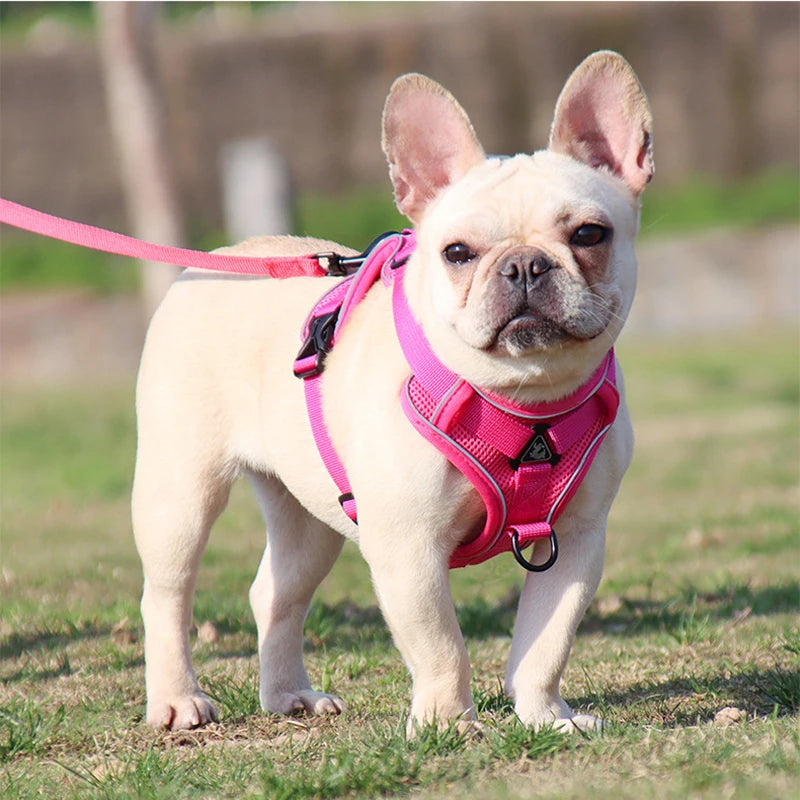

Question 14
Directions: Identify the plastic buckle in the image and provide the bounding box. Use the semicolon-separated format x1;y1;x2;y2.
338;492;358;524
293;309;340;378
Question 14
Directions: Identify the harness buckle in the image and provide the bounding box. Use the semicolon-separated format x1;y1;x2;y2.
338;492;358;523
293;309;340;378
511;526;559;572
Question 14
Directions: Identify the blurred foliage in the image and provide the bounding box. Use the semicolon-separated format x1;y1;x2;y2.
0;238;140;293
640;169;800;236
0;2;293;39
1;170;797;293
294;186;408;251
0;1;97;37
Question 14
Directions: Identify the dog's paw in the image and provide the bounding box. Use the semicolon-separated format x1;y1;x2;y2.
553;713;606;734
147;693;218;730
405;713;483;740
455;718;485;739
268;689;345;717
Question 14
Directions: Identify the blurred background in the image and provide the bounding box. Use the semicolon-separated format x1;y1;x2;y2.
0;1;797;383
1;11;797;781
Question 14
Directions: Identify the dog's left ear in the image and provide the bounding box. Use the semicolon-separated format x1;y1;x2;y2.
382;73;485;223
549;51;654;196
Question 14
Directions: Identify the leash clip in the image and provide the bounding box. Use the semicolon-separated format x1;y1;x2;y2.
315;231;407;277
314;252;365;277
511;527;559;572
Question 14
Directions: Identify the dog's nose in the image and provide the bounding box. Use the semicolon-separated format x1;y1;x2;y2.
497;248;555;286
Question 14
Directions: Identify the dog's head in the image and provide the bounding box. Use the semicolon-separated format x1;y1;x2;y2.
382;51;653;399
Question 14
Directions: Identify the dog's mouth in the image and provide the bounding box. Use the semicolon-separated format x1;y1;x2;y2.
450;263;621;357
490;300;613;355
494;312;566;352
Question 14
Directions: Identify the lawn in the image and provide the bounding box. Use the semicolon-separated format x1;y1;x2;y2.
0;328;798;799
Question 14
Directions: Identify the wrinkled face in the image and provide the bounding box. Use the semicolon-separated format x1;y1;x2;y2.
414;151;639;365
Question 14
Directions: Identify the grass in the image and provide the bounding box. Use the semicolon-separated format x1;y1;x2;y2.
2;170;798;293
1;329;798;798
638;169;799;236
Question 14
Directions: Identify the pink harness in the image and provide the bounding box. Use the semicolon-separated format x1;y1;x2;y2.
294;231;620;572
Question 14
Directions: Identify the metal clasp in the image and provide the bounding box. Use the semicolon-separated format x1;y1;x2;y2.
314;252;366;277
511;527;559;572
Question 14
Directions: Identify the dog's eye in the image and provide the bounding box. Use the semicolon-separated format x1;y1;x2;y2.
570;224;609;247
443;243;477;264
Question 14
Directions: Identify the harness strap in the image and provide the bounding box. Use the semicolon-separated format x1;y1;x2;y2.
295;232;415;522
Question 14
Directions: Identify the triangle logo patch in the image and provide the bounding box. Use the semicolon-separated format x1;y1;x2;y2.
521;434;553;464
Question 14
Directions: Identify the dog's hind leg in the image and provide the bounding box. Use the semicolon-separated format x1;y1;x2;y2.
132;432;235;730
248;472;346;717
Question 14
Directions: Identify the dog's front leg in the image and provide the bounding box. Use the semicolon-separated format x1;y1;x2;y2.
359;528;475;736
505;520;606;733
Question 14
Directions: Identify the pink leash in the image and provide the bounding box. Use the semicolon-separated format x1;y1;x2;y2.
0;198;348;278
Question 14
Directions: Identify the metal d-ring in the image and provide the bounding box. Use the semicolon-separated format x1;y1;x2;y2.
511;527;559;572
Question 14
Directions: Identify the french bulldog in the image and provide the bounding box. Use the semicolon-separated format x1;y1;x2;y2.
132;50;653;733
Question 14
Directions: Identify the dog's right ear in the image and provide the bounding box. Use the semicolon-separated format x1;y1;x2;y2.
382;74;485;223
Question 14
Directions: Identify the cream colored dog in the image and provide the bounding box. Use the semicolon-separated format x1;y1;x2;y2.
132;51;653;733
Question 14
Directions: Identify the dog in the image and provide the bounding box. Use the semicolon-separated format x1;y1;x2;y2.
132;50;653;734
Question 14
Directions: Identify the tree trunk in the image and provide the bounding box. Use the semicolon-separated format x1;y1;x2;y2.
96;1;184;318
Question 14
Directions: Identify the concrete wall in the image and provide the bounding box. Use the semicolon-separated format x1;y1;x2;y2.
1;1;798;238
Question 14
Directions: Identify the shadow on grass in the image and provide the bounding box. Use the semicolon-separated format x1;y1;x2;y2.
296;582;798;649
194;593;519;657
0;622;110;661
8;577;793;656
303;594;518;646
581;580;800;638
0;622;145;685
1;593;514;684
570;664;800;727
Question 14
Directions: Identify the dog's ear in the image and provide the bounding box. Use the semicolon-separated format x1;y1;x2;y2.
549;51;654;196
382;74;485;222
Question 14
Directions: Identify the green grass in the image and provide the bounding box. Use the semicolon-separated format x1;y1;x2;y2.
1;330;798;798
2;170;797;292
0;238;141;293
639;169;799;236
